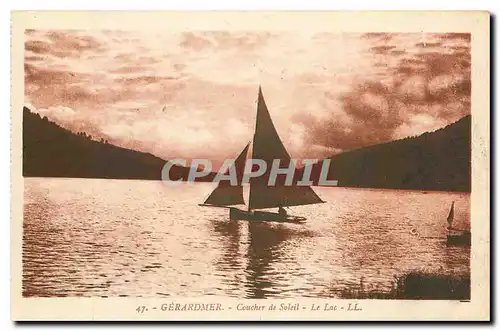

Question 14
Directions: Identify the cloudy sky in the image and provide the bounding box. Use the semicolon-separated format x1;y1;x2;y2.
24;30;470;163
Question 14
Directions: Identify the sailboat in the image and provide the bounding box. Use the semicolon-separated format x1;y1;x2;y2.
199;86;325;223
446;201;471;246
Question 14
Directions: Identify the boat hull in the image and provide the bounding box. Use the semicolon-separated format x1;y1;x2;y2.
229;207;306;224
447;231;471;246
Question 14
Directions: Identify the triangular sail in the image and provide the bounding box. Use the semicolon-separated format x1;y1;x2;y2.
447;201;455;228
203;143;250;206
248;87;324;210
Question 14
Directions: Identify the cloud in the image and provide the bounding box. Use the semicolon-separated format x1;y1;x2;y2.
25;30;105;58
439;33;471;41
301;33;471;152
299;81;406;151
115;75;180;85
415;41;442;48
109;64;154;74
362;32;393;42
31;105;108;140
397;75;427;103
24;30;471;161
179;31;273;52
393;113;448;139
180;32;214;51
370;45;396;55
37;105;77;120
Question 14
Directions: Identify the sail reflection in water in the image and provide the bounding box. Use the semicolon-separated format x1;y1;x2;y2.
210;217;317;298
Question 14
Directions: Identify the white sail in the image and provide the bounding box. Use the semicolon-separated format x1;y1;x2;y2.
447;201;455;228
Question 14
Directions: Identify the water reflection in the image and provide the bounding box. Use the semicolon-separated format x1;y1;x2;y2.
23;179;471;298
211;217;313;299
23;196;69;297
212;219;242;270
244;222;291;298
210;218;245;296
210;218;294;298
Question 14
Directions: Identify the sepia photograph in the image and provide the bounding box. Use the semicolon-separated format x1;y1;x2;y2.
11;11;490;321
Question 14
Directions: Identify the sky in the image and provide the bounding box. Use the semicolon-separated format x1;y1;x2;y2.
24;30;470;163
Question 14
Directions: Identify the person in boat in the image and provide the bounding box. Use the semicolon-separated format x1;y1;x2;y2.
278;205;287;218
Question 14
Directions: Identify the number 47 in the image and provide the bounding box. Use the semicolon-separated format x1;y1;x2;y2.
136;305;147;314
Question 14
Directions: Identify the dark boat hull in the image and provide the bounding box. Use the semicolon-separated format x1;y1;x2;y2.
447;231;471;246
229;207;306;224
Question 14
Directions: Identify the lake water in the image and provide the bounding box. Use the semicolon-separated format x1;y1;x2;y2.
22;178;470;298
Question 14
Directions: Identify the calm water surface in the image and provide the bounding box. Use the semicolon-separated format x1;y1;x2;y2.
23;178;470;298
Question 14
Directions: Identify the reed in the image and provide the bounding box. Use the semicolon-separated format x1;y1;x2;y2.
339;271;470;300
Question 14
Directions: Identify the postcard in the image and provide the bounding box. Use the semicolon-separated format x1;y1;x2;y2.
11;11;490;321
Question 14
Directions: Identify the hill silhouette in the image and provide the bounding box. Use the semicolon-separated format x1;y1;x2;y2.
23;107;470;192
300;115;471;192
22;107;216;181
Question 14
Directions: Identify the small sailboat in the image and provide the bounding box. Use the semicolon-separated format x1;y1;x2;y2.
446;201;471;246
199;86;325;223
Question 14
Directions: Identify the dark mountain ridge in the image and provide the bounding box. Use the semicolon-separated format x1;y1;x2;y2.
300;115;471;192
23;107;470;192
22;107;216;181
